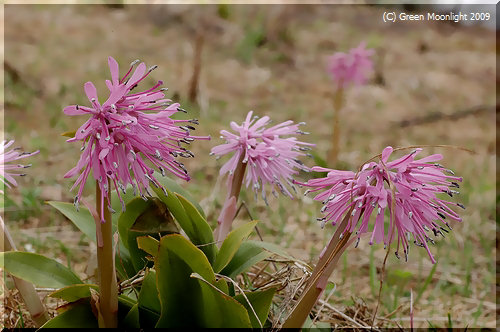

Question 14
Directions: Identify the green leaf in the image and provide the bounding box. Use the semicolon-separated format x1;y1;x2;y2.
0;252;82;288
48;201;135;279
49;284;98;302
190;273;252;328
154;234;212;328
153;173;206;218
122;303;140;328
115;242;137;280
213;220;258;273
41;301;97;328
233;288;276;328
214;278;229;294
118;197;178;272
117;295;139;328
151;186;190;230
118;294;137;308
138;270;161;327
48;201;96;242
158;234;215;283
131;198;178;234
118;198;156;250
220;241;273;278
137;236;160;257
155;234;251;328
118;198;151;271
110;186;137;223
176;194;217;263
152;186;216;263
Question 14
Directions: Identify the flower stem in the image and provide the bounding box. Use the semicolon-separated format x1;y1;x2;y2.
327;86;344;165
282;209;353;328
96;181;118;328
0;216;49;327
214;154;247;245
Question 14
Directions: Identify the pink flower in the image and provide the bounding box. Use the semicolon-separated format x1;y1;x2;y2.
0;140;39;193
327;41;374;88
211;111;313;203
64;56;209;222
299;146;464;263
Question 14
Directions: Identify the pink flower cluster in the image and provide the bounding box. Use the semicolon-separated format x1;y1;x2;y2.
211;111;313;203
327;41;374;88
299;146;464;263
64;57;209;221
0;140;39;194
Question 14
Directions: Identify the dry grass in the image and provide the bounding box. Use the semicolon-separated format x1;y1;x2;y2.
2;3;496;329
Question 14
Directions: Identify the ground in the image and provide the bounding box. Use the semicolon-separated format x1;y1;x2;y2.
2;3;496;328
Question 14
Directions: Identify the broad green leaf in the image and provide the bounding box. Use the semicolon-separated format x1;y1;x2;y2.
151;186;190;232
154;234;212;327
137;236;160;257
158;234;215;282
122;303;140;328
176;194;217;263
115;242;136;280
48;201;96;242
118;198;156;250
190;273;252;328
48;201;134;279
110;186;137;223
233;288;276;328
196;285;251;328
213;220;258;273
153;173;206;218
118;294;137;308
117;294;139;327
131;198;178;234
49;284;98;302
220;241;273;278
214;278;229;294
118;197;177;272
41;301;97;328
138;270;161;327
49;200;118;239
152;186;216;263
155;234;250;328
118;198;151;271
0;252;82;288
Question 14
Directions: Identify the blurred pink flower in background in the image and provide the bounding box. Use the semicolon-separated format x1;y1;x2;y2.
298;146;464;263
211;111;313;203
0;140;39;194
327;41;375;88
64;56;209;222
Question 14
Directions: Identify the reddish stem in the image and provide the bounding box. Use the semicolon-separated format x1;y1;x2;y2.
214;154;247;244
282;208;353;328
96;181;118;328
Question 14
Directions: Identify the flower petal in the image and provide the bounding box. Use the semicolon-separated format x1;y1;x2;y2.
63;105;89;116
84;82;99;103
381;146;393;163
108;56;120;85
